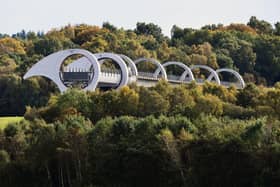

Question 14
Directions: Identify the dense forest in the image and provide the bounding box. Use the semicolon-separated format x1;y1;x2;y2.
2;83;280;186
1;16;280;186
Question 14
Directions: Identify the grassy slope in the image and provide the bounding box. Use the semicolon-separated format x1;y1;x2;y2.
0;117;23;130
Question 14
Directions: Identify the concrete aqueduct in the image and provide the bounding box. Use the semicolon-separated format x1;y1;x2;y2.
23;49;245;93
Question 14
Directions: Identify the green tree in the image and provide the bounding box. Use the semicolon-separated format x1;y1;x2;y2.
265;89;280;118
254;35;280;85
194;94;223;116
135;22;164;42
168;86;195;115
275;22;280;36
33;36;63;56
138;87;169;116
237;83;261;107
247;16;273;34
117;86;139;116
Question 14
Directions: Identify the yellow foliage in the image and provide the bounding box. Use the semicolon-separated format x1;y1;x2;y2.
178;128;194;141
224;24;257;35
0;37;25;55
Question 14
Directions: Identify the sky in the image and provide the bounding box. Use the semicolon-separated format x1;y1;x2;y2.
0;0;279;36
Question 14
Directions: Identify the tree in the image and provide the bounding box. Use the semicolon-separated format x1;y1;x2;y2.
102;22;117;32
275;22;280;36
33;36;63;56
225;23;257;34
192;42;219;68
171;25;212;46
194;94;223;116
216;48;234;68
247;16;273;34
254;35;280;85
168;86;195;115
0;150;10;166
232;40;256;74
0;37;25;55
135;22;164;42
117;86;139;116
237;83;260;107
138;87;169;116
158;128;185;185
81;37;108;53
0;55;17;74
73;25;105;45
202;81;237;103
54;115;92;185
264;89;280;118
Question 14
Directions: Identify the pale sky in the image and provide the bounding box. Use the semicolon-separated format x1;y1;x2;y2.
0;0;279;36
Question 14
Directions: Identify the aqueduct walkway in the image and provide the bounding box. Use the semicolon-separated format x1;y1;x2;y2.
23;49;245;92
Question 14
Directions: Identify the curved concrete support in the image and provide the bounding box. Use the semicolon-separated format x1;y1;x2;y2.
208;68;246;88
23;49;100;92
190;65;221;85
154;61;195;81
134;58;167;80
119;54;138;77
94;53;129;88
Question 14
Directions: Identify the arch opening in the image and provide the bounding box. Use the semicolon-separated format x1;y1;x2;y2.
208;68;245;88
61;54;95;89
94;53;129;90
190;65;221;85
154;61;194;82
119;54;138;77
134;58;167;80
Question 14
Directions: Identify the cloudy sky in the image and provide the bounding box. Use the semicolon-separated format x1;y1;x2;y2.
0;0;279;36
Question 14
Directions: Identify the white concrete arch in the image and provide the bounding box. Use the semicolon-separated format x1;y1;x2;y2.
23;49;100;93
190;65;221;85
134;58;167;80
119;54;138;76
94;53;129;88
154;61;195;81
208;68;246;88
